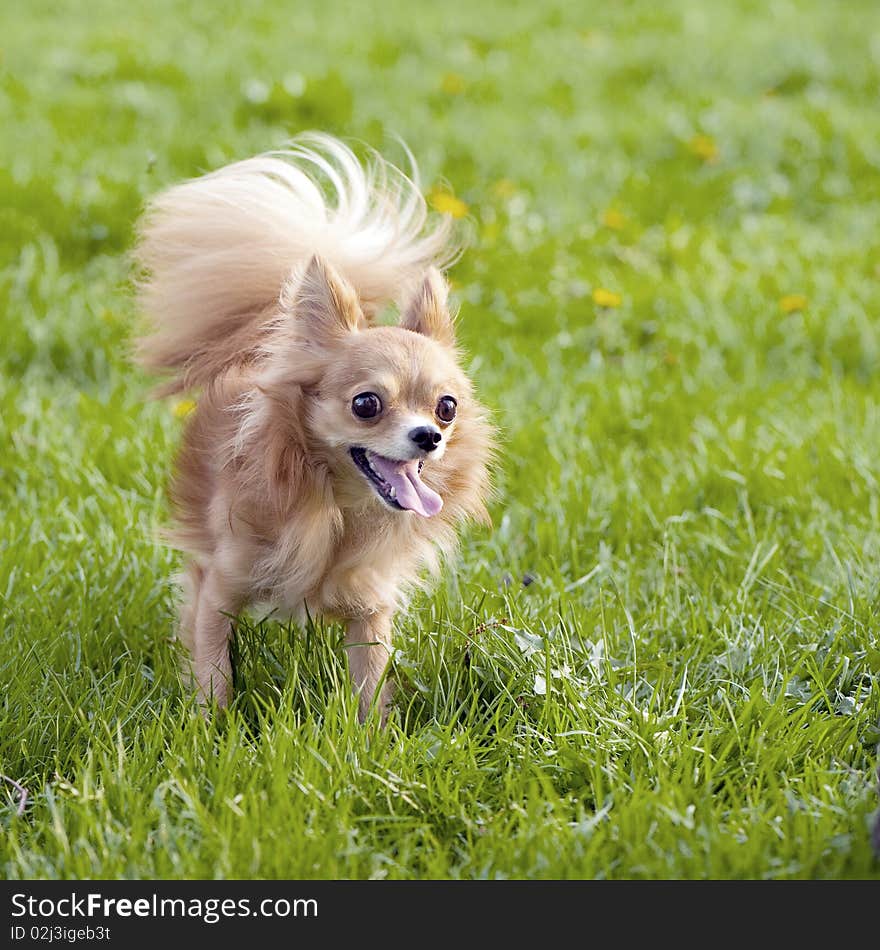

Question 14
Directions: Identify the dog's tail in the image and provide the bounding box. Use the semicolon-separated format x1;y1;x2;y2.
134;133;460;395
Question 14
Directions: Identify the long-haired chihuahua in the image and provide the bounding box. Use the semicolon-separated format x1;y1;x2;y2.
134;135;494;722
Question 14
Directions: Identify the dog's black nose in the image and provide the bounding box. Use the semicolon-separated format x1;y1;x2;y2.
409;425;442;452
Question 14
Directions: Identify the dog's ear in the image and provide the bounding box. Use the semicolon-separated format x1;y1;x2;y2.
284;255;362;344
400;268;455;346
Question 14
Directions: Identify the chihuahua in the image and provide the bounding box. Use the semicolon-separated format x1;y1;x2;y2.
134;135;493;721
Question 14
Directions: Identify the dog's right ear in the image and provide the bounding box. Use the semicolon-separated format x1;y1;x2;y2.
400;267;455;346
283;255;362;345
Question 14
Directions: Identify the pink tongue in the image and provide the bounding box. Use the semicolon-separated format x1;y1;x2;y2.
367;453;443;517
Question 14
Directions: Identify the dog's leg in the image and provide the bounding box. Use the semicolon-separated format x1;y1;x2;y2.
176;561;204;703
345;612;394;724
177;561;203;656
185;567;239;710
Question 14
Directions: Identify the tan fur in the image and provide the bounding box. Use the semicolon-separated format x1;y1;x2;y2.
134;136;494;721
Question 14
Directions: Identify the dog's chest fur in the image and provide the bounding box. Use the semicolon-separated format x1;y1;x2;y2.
256;503;440;622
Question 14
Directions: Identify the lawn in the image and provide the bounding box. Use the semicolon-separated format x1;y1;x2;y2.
2;0;880;879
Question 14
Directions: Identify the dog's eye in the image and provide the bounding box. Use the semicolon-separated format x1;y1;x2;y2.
436;395;457;423
352;392;382;419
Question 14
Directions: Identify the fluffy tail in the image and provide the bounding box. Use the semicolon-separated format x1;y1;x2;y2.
134;133;459;394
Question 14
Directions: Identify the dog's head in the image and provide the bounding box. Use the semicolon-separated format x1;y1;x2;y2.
266;257;492;523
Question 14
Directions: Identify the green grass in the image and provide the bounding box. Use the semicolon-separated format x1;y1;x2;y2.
2;0;880;879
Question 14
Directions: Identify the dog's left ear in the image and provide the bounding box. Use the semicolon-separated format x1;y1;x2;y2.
284;255;363;346
400;268;455;346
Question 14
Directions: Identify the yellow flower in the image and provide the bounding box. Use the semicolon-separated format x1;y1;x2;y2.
493;178;517;199
440;72;465;95
428;188;469;219
173;399;197;419
578;29;603;47
601;209;627;230
688;134;719;163
592;287;622;308
779;294;808;313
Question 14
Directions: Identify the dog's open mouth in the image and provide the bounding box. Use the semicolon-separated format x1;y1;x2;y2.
349;448;443;518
